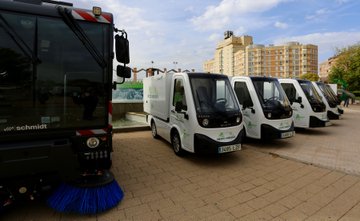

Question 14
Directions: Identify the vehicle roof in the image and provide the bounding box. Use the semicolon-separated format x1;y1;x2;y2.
0;0;112;23
187;72;229;79
250;76;277;81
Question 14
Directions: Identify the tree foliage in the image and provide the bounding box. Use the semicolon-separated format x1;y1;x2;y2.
299;72;319;81
328;44;360;91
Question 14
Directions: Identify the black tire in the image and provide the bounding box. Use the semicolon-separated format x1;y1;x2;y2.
171;130;185;156
151;121;158;138
242;127;247;144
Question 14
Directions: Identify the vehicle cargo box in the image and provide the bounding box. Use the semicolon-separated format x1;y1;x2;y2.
143;73;172;121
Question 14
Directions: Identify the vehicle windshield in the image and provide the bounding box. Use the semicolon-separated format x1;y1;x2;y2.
252;77;291;110
0;11;110;133
326;84;341;102
298;80;323;104
189;74;240;114
316;82;338;107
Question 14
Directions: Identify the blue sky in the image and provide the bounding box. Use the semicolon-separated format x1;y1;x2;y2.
76;0;360;75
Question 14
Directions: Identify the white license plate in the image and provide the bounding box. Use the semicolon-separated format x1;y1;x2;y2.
218;144;241;153
281;131;294;138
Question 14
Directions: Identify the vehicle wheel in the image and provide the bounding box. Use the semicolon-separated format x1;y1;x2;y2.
241;127;247;144
171;130;185;156
151;121;158;138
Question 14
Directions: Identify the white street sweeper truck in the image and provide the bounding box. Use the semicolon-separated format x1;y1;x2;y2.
0;0;131;214
143;72;244;155
279;79;329;128
312;81;342;119
230;76;294;140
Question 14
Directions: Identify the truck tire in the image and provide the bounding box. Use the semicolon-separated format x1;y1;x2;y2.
171;130;185;156
151;121;159;138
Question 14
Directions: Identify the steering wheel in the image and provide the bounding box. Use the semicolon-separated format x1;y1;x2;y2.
216;98;227;103
265;96;280;102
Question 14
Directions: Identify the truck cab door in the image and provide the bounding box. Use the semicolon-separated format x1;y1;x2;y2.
170;77;192;150
281;82;307;127
233;81;258;138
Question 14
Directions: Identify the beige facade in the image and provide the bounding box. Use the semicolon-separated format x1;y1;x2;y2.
204;33;318;78
203;32;253;75
319;56;338;81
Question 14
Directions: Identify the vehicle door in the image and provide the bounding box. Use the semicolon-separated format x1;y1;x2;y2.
281;82;307;127
170;76;192;150
233;81;258;138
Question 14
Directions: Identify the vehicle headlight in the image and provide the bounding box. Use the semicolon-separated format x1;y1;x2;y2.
202;118;209;127
267;112;272;118
87;137;100;148
236;116;241;123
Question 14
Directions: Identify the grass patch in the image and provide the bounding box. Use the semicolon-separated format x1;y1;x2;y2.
118;81;143;89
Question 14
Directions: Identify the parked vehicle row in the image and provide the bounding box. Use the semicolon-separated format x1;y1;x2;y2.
143;72;343;156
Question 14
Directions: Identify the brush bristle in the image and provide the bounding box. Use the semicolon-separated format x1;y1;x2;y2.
47;180;124;214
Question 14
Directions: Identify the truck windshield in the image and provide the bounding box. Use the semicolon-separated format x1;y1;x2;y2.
0;11;110;134
316;82;338;108
190;75;240;114
326;84;340;103
298;80;324;105
252;78;291;110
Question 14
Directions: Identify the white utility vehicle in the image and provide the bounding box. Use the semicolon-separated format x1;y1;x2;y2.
279;79;329;128
312;81;342;119
230;76;294;139
326;84;344;115
143;72;244;156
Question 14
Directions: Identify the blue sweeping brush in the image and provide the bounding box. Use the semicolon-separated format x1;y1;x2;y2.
47;170;123;214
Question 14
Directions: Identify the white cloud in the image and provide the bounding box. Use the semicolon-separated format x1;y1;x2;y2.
274;21;288;29
273;31;360;62
76;0;154;31
191;0;286;31
305;8;331;20
208;33;222;42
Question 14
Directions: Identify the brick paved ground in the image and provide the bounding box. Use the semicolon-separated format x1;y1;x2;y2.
1;104;360;221
247;104;360;176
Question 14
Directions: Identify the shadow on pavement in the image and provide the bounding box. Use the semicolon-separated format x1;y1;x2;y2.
243;137;291;149
294;127;332;136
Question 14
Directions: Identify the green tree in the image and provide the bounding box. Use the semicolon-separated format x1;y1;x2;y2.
299;72;319;81
329;44;360;91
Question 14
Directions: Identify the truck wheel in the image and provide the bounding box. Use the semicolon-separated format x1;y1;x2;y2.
242;127;247;144
151;121;158;138
171;131;185;156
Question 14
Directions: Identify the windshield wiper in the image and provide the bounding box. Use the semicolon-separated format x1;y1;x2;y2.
57;6;106;68
0;14;40;64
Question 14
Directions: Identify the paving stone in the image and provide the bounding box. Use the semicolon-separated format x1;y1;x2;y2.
2;105;360;221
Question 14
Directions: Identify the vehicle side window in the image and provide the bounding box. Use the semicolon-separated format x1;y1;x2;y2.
234;82;253;107
281;83;299;102
173;79;187;110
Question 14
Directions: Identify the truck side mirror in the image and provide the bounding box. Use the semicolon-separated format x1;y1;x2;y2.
117;65;131;78
115;34;130;64
242;100;255;113
243;99;252;109
112;65;132;89
175;102;189;119
297;96;302;103
297;96;304;108
175;102;182;112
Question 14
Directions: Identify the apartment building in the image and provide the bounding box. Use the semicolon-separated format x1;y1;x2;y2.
203;31;253;75
319;56;338;81
204;32;318;78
